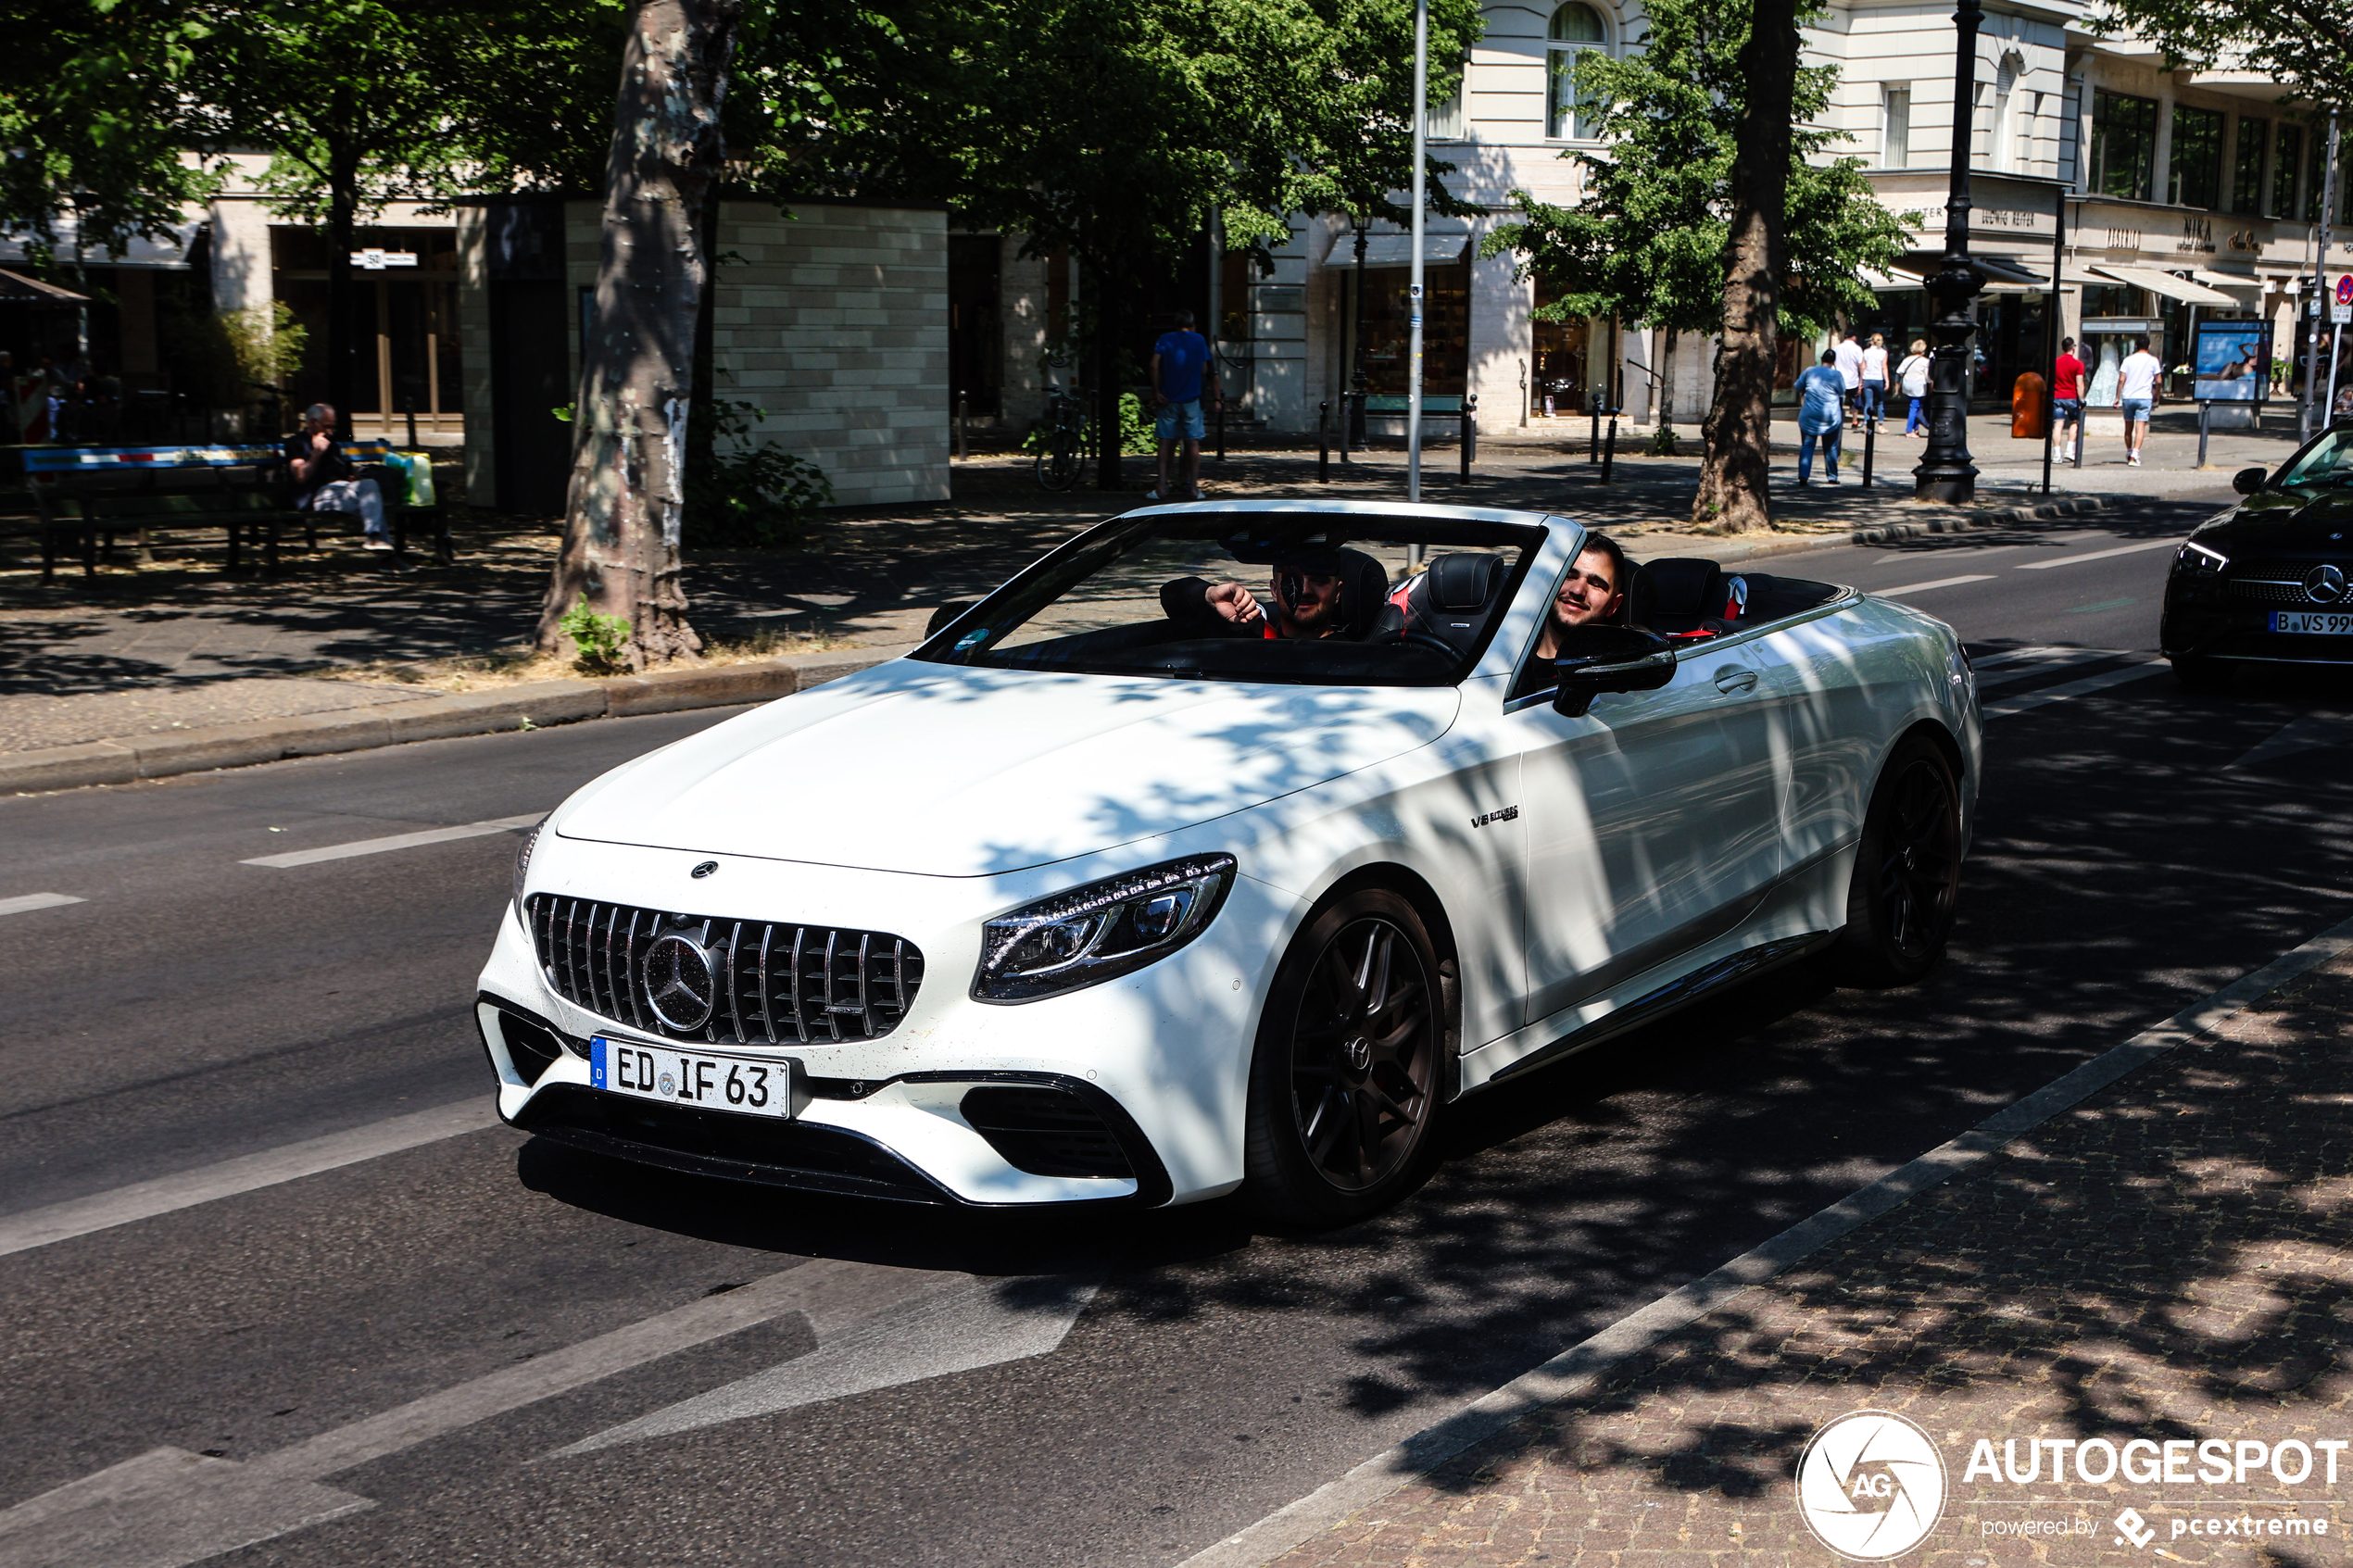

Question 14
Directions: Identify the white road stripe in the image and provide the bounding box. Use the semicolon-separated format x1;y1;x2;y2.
0;892;84;917
1177;909;2353;1568
2014;537;2183;570
1968;644;2110;670
1969;646;2131;692
241;812;543;869
1876;573;1996;596
0;1099;502;1260
1982;658;2167;718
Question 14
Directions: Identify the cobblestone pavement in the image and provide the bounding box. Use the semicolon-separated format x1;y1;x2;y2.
1259;947;2353;1568
0;410;2287;754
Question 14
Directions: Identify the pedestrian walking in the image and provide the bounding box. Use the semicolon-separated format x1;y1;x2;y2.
2117;332;2162;466
1897;339;1932;436
2052;335;2086;463
1832;331;1866;430
1794;348;1845;484
1858;332;1889;433
1148;310;1219;503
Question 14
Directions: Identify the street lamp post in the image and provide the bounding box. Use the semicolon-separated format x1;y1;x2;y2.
1914;0;1985;504
1349;216;1370;449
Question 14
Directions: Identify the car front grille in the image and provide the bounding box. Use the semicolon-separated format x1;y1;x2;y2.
2231;579;2318;605
526;895;924;1045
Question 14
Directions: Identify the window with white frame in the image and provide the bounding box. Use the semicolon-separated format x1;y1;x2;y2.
1883;85;1912;169
1428;49;1469;140
1546;3;1607;141
1992;53;2020;171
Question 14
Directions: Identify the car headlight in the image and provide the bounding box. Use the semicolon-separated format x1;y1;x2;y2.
513;821;542;910
2177;540;2228;573
974;854;1235;1003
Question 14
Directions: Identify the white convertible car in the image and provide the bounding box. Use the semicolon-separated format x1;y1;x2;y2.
478;501;1980;1223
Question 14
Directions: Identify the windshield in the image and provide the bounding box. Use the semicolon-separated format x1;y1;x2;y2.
914;510;1548;686
2276;428;2353;489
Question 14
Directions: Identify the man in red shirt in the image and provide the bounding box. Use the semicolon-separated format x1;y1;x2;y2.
2052;336;2086;464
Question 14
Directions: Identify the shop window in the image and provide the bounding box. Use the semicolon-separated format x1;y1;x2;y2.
1359;258;1471;396
2232;119;2268;215
1530;273;1592;413
1545;4;1606;141
2272;123;2303;219
1883;86;1912;169
1218;250;1252;344
2082;283;2137;320
2168;105;2223;208
2090;91;2158;201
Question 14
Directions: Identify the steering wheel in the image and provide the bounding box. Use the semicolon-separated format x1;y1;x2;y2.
1395;631;1459;658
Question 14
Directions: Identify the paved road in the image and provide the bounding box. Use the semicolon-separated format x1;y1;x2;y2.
7;492;2353;1567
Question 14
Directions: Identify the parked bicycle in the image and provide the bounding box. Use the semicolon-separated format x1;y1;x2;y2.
1034;385;1090;492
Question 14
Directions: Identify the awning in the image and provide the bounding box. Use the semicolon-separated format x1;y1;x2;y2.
0;217;196;270
1858;267;1911;292
1891;254;2050;292
2190;268;2262;295
0;268;88;303
2091;264;2239;307
1352;232;1472;267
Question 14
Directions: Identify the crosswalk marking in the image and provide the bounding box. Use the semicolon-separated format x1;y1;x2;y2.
2015;537;2183;570
1969;646;2127;691
0;892;84;918
1982;657;2166;719
240;812;543;869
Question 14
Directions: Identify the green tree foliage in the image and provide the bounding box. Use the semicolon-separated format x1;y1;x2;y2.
2091;0;2349;122
1480;0;1910;343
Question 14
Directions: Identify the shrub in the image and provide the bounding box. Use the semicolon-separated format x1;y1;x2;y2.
558;592;632;674
1020;392;1157;458
682;400;836;547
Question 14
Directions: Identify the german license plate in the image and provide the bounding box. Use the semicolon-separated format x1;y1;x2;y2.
2271;611;2353;635
590;1036;797;1119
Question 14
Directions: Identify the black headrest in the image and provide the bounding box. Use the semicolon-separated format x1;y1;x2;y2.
1331;547;1391;638
1422;552;1504;613
1619;563;1656;629
1643;557;1726;618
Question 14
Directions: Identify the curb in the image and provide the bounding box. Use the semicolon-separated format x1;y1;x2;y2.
1849;493;2110;545
1624;496;2115;567
1;642;919;796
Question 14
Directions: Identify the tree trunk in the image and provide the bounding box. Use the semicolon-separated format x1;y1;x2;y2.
1090;254;1125;492
1692;0;1800;533
535;0;743;669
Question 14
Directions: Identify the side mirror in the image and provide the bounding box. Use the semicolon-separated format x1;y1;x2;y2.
925;600;977;636
2232;467;2268;496
1553;625;1678;718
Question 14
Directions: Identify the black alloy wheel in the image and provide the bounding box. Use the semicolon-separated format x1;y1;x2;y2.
1244;888;1444;1225
1832;734;1963;985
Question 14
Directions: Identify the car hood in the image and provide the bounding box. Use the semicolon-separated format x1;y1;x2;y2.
555;659;1462;876
2198;486;2353;547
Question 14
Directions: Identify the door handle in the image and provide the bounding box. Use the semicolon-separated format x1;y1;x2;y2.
1714;668;1759;695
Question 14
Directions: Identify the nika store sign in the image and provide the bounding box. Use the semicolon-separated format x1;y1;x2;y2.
1796;1411;2340;1562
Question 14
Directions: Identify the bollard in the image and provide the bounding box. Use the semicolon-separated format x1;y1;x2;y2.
955;393;968;461
1317;401;1330;483
1216;395;1227;463
1458;395;1476;482
1861;417;1876;488
1601;417;1617;483
1589;402;1601;463
403;396;419;449
1342;392;1356;465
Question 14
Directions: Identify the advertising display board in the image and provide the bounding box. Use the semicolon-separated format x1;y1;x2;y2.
2192;320;2270;403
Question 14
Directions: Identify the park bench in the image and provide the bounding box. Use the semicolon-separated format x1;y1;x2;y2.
18;439;447;583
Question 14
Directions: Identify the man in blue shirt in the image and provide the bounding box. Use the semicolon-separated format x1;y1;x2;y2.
1150;310;1220;502
1793;348;1845;484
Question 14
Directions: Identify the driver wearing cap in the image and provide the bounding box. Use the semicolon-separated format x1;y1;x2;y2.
1164;549;1355;640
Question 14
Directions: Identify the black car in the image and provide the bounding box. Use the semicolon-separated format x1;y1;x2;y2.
2161;423;2353;686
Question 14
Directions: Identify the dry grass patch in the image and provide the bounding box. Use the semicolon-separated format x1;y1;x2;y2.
313;626;859;694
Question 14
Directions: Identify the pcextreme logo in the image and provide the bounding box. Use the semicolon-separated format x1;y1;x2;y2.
1795;1411;1949;1561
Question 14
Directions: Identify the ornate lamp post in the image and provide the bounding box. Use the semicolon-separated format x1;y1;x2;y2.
1349;214;1371;448
1915;0;1984;503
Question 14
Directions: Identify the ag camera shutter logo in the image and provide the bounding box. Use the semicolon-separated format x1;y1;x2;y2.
1795;1411;1948;1560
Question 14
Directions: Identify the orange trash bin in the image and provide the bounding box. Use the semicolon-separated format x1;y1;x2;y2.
2012;371;2047;439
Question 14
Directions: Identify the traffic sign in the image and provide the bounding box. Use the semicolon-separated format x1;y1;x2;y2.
2339;274;2353;307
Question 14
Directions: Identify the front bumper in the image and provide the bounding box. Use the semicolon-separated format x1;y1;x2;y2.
478;837;1286;1207
2162;576;2353;665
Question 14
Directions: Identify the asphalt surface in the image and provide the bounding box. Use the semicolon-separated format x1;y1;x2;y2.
9;484;2353;1567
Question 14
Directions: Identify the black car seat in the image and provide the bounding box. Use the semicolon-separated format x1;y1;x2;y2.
1329;547;1394;640
1395;551;1507;652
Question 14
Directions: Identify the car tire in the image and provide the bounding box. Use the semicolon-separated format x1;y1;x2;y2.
2171;655;2227;690
1831;734;1963;987
1242;888;1446;1227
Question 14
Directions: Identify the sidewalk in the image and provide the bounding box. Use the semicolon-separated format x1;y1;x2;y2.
1235;940;2353;1568
0;410;2267;784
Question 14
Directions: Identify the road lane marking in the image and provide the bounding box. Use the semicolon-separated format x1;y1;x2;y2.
0;893;84;917
549;1273;1100;1458
1877;574;1995;596
2015;537;2183;570
0;1258;961;1568
240;812;544;868
2226;714;2353;771
1969;646;2127;691
1968;644;2089;669
1981;658;2166;718
1178;909;2353;1568
0;1100;501;1260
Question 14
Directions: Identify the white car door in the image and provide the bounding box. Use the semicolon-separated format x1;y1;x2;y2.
1509;646;1787;1025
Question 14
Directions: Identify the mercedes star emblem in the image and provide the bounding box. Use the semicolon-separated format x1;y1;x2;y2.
2305;564;2346;605
691;860;719;879
642;933;717;1032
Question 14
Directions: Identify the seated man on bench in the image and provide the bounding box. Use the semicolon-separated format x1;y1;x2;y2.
287;402;389;551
